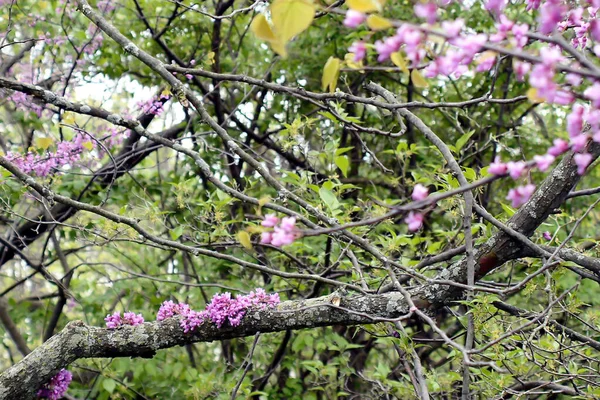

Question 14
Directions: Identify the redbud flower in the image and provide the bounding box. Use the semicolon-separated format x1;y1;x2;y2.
411;184;429;201
185;74;193;80
123;312;144;326
37;369;72;400
507;161;527;180
547;138;570;156
534;154;555;171
574;152;593;175
279;216;296;232
344;10;366;28
271;227;295;246
105;312;122;329
260;231;272;244
506;184;536;208
441;19;464;38
405;212;424;232
261;214;279;227
567;104;585;137
348;41;367;62
570;134;589;153
543;231;552;240
488;156;508;175
514;61;530;81
584;83;600;108
414;2;437;24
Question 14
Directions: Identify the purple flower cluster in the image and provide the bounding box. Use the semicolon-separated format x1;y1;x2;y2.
260;215;299;247
137;92;170;116
104;311;145;329
5;134;93;177
157;289;280;333
37;369;72;400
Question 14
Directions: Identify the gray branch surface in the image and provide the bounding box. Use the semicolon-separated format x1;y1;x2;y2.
0;293;409;399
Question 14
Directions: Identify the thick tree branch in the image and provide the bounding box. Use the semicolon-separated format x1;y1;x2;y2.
0;292;410;400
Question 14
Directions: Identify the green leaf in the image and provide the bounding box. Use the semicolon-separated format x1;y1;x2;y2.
102;378;116;394
334;156;349;177
319;187;339;211
456;131;474;152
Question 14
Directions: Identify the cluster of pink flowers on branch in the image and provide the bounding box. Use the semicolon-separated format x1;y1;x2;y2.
405;184;429;232
5;134;93;177
340;0;600;211
37;369;72;400
104;311;145;329
260;214;299;246
156;289;280;333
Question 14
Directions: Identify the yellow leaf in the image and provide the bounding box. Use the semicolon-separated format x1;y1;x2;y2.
250;14;276;42
258;196;271;207
390;52;409;74
271;0;315;44
35;137;53;150
269;40;288;58
411;69;429;88
526;88;544;103
206;51;215;65
161;88;172;98
62;112;76;126
82;141;94;151
237;231;253;250
344;53;363;70
366;14;392;30
347;0;382;13
322;56;341;93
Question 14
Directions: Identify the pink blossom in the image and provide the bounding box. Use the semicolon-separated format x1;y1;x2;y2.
591;20;600;41
584;83;600;108
104;312;122;329
526;0;541;10
547;138;570;156
441;19;464;38
538;0;567;34
507;161;527;179
405;212;424;232
123;312;144;326
411;184;429;201
574;152;593;174
271;227;295;246
511;23;529;49
488;156;508;175
543;231;552;240
414;2;437;24
485;0;507;14
37;369;72;400
261;214;279;227
491;15;514;42
344;10;366;28
566;73;582;86
534;154;555;171
260;231;272;244
185;74;193;80
171;289;280;331
514;61;531;81
567;104;586;137
506;184;536;208
348;41;367;62
279;216;296;232
476;54;496;72
452;34;487;62
539;46;564;67
570;134;589;152
553;91;574;105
